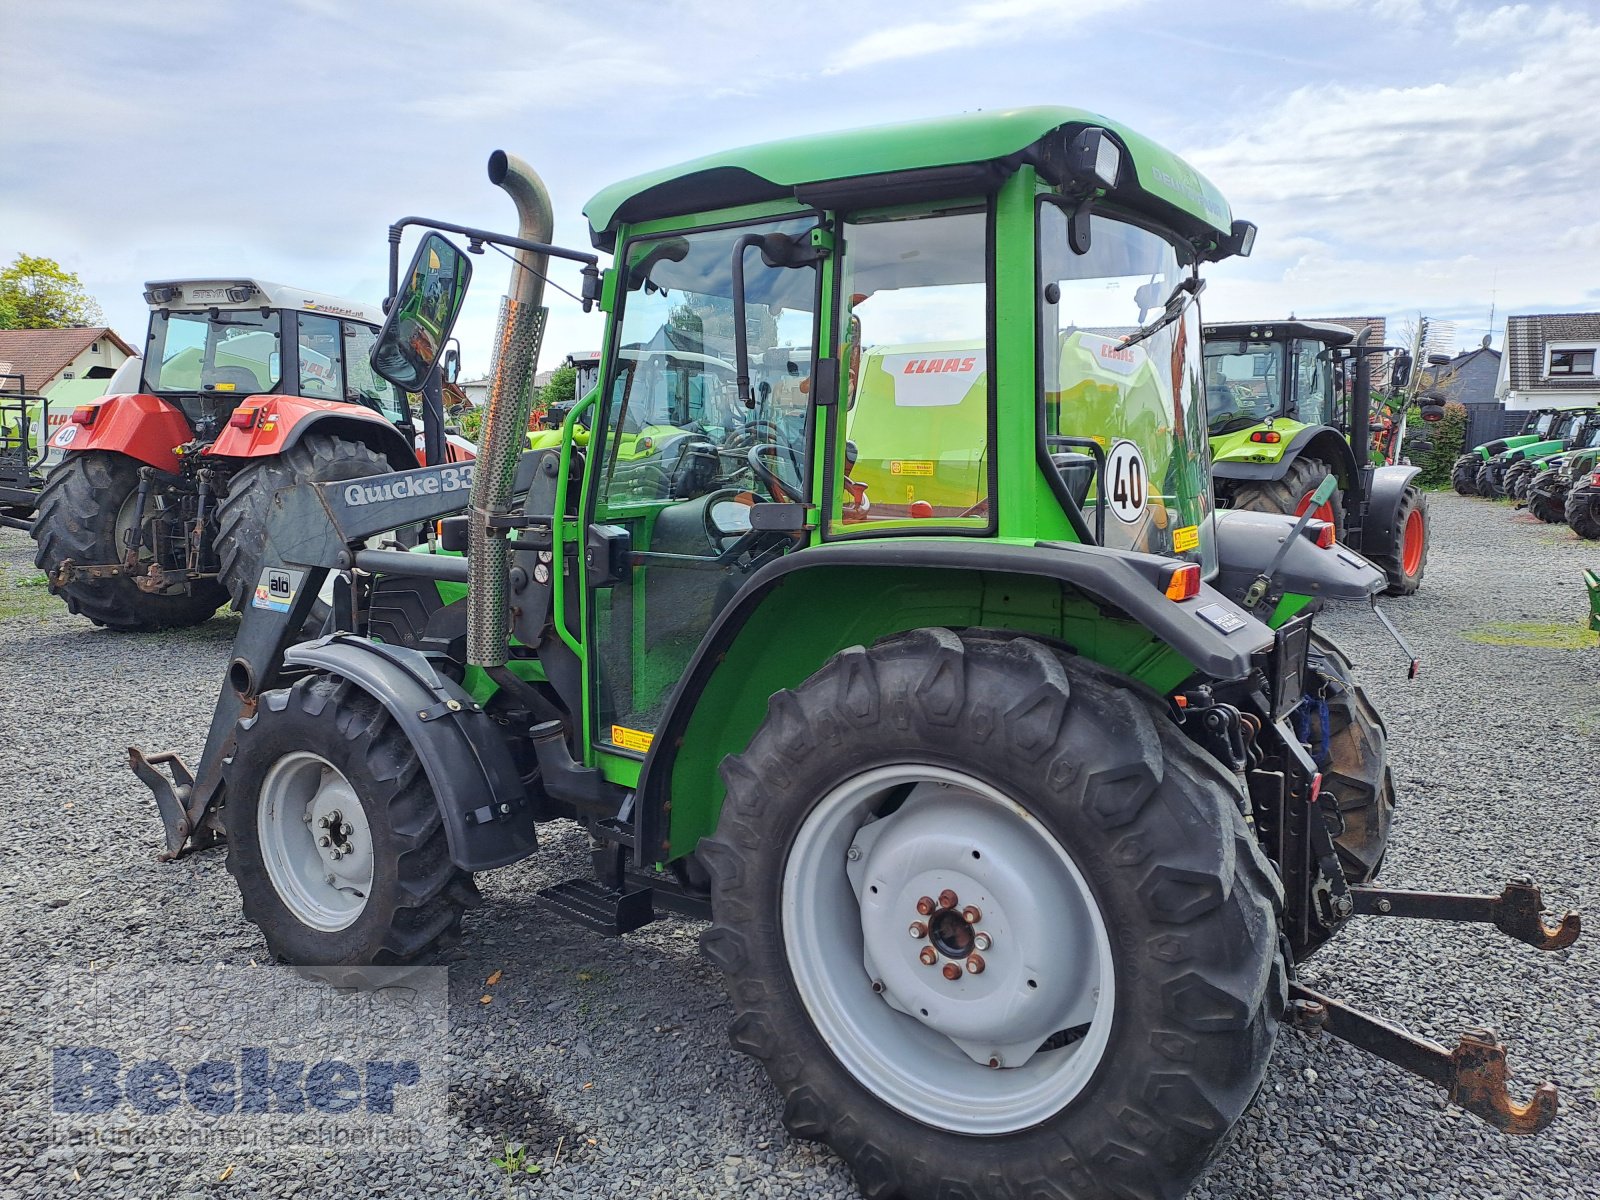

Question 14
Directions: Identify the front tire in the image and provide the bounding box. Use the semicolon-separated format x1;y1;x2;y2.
1527;480;1567;525
1450;453;1481;496
1230;455;1345;539
1566;481;1600;540
1370;483;1428;596
224;672;479;964
700;632;1284;1200
1503;460;1536;501
30;451;226;630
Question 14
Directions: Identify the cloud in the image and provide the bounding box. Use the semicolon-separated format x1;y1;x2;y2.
827;0;1143;72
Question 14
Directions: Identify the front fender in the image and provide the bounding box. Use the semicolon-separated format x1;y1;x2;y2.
208;395;416;467
283;636;534;872
1362;464;1422;562
48;393;189;471
1213;509;1384;610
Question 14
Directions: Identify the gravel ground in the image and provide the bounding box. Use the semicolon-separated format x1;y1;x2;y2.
0;492;1595;1200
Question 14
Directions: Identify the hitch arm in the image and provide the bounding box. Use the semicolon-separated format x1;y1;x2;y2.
1289;984;1558;1135
1350;878;1580;951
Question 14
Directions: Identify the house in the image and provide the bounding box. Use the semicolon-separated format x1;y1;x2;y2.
0;326;138;396
1496;313;1600;411
1315;316;1391;388
1420;340;1503;449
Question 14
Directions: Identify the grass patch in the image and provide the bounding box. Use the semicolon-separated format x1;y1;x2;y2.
0;558;58;621
1462;621;1599;650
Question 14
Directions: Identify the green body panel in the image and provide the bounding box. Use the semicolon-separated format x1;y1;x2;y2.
1474;434;1542;460
1267;592;1317;628
584;106;1232;246
663;561;1195;857
1505;437;1566;463
1209;418;1310;469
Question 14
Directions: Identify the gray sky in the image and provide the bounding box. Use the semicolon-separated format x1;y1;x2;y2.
3;0;1596;375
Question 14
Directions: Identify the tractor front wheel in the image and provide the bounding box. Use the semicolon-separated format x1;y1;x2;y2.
224;672;480;964
1566;480;1600;540
1229;455;1345;538
1450;453;1481;496
1503;460;1536;501
700;631;1284;1200
30;451;226;630
1475;459;1501;498
1371;484;1428;596
1526;480;1567;525
215;433;391;614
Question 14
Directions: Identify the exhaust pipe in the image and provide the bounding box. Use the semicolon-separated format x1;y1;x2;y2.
467;151;553;670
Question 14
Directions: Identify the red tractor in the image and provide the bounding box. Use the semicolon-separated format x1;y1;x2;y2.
30;278;469;630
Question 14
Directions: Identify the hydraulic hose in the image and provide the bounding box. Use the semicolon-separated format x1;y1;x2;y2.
467;150;553;669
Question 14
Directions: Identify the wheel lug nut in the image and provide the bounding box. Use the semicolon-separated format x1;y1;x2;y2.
916;896;935;916
973;932;992;952
908;922;927;939
961;905;982;924
870;979;885;994
318;836;330;847
966;954;986;975
919;947;938;966
942;963;962;981
938;889;959;910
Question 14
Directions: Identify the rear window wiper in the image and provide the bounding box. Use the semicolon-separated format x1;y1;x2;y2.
1119;277;1205;350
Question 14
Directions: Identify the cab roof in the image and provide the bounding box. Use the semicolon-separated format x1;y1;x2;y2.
583;106;1235;253
1204;319;1357;347
143;279;384;327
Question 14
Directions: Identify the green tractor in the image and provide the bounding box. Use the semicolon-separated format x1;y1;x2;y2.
1203;320;1428;595
133;111;1577;1199
1451;408;1564;495
1465;409;1593;499
1563;458;1600;539
1521;415;1600;523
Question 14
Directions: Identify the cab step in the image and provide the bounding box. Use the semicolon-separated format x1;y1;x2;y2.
535;877;656;937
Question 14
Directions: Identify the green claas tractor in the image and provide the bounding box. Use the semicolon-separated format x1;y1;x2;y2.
132;111;1579;1200
1472;406;1587;496
1203;320;1428;595
1521;415;1600;522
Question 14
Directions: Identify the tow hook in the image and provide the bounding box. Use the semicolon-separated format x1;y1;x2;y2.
1350;878;1580;951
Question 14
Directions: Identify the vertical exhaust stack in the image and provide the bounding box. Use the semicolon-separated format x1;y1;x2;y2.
468;151;553;670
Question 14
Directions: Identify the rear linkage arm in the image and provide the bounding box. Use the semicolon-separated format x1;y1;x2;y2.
1289;876;1578;1135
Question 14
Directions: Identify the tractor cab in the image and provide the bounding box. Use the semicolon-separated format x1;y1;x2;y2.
1203;320;1350;435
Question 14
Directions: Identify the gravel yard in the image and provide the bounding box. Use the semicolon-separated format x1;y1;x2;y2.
0;491;1595;1200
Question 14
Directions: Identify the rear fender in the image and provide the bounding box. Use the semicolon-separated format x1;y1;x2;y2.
282;636;535;872
1362;465;1422;562
1213;425;1359;488
47;393;189;472
208;396;416;467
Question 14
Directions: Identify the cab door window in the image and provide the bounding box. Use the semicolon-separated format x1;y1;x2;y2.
296;314;344;400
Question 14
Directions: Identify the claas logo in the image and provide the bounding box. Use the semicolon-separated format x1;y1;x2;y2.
900;356;977;375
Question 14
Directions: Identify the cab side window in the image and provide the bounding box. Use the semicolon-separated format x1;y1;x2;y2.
297;314;344;400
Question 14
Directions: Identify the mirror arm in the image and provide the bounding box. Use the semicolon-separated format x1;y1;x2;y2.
387;216;600;268
730;234;764;406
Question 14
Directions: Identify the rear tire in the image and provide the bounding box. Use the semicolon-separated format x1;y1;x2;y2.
224;672;479;965
700;631;1284;1200
1370;484;1427;596
1527;480;1567;525
1230;455;1345;538
1450;453;1481;496
1475;459;1500;498
215;433;391;614
30;451;226;630
1503;460;1535;501
1566;481;1600;540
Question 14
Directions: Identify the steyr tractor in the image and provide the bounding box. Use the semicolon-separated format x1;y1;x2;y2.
28;279;469;631
133;111;1578;1200
1203;319;1429;595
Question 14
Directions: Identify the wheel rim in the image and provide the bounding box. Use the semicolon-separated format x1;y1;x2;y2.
1401;508;1424;576
258;751;374;932
782;765;1115;1135
111;481;188;595
1294;490;1337;526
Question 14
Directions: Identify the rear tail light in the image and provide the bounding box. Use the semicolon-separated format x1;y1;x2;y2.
228;406;260;431
1161;562;1201;601
1249;430;1282;444
1302;519;1336;548
70;405;98;426
1591;470;1600;488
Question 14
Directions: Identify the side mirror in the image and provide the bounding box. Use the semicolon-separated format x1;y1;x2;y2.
370;232;472;392
442;346;460;384
1390;351;1412;390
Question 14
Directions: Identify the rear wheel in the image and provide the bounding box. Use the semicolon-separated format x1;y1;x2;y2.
224;672;479;964
700;632;1284;1200
215;433;391;615
1230;455;1345;538
1450;453;1481;496
1527;480;1567;525
1566;480;1600;540
1303;632;1394;887
1504;460;1536;500
30;451;226;630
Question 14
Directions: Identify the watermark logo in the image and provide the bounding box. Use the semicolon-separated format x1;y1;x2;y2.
38;966;447;1155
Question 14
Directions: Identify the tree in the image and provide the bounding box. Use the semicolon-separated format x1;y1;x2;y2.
0;254;105;329
538;364;577;410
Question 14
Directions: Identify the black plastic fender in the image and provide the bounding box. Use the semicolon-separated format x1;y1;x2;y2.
282;635;536;872
1212;425;1361;486
1212;509;1384;609
1360;464;1422;563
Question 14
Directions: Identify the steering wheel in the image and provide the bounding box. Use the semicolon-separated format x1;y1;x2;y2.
747;443;803;503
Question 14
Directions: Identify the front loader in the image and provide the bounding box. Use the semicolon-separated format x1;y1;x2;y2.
132;110;1578;1200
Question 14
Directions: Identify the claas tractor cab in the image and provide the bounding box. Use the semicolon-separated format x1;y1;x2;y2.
1451;407;1570;495
134;112;1577;1200
1476;405;1594;499
1203;319;1428;594
27;278;461;630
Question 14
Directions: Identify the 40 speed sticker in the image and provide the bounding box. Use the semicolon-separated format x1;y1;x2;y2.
1105;440;1148;524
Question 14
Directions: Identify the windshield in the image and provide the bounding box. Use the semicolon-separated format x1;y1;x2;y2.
145;309;282;394
1203;340;1283;432
1038;202;1213;569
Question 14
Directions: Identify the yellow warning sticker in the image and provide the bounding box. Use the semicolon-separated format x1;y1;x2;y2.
1172;524;1200;553
610;725;654;754
889;460;935;476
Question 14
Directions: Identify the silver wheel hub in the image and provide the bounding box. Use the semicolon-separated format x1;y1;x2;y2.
258;752;373;932
783;765;1114;1134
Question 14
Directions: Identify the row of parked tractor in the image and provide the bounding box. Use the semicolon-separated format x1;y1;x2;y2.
1451;406;1600;537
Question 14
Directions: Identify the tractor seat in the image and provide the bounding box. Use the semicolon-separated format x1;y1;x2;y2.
202;366;263;393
